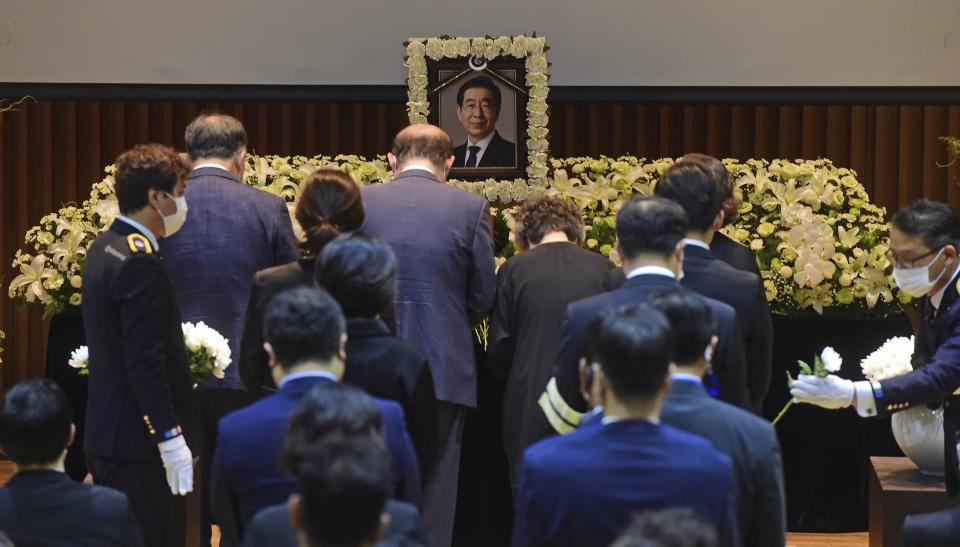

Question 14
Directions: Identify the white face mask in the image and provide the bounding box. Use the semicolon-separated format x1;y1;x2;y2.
893;247;945;297
156;192;188;236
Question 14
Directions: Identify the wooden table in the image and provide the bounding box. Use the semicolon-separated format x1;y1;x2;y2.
868;456;960;546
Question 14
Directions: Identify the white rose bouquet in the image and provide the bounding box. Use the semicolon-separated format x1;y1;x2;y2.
68;322;231;383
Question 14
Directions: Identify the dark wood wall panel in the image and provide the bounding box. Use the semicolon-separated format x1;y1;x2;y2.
3;98;960;392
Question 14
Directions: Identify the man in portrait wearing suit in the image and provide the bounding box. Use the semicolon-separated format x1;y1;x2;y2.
361;124;496;546
514;304;739;547
81;144;198;547
452;76;516;168
0;380;144;546
211;287;419;546
542;196;750;434
162;113;299;545
650;288;786;547
793;199;960;497
243;383;429;547
655;160;774;412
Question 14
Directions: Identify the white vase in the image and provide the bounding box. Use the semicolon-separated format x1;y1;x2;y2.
891;405;945;476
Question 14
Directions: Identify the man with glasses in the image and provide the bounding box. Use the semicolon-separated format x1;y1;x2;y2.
792;199;960;499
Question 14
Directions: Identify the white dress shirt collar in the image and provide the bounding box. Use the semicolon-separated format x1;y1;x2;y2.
193;163;231;173
626;266;676;279
931;263;960;310
115;215;160;251
682;238;710;251
279;370;338;389
400;164;437;176
671;372;704;384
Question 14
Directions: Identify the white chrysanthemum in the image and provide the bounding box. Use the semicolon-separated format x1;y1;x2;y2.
68;345;89;369
820;346;843;372
860;336;914;381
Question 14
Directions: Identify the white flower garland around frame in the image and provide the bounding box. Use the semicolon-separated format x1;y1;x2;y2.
403;34;550;185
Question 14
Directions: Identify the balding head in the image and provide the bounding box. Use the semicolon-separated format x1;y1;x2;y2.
388;124;455;180
184;112;247;161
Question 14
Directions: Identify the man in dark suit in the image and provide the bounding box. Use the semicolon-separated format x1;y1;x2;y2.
488;196;616;491
543;196;750;433
161;113;299;544
211;287;419;546
451;76;516;168
793;199;960;496
680;153;764;278
0;380;144;546
650;289;786;546
361;124;496;546
316;233;439;485
655;160;774;411
514;304;739;547
81;144;198;547
242;383;429;547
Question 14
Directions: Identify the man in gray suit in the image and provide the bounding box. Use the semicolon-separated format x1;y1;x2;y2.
648;288;786;547
361;124;496;547
162;113;299;545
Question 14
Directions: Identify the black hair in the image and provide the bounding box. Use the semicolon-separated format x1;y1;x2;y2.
114;143;191;214
296;434;390;547
514;195;585;247
891;199;960;252
615;196;688;258
589;303;674;400
315;233;397;319
680;153;740;226
184;112;247;161
283;382;384;476
648;288;717;366
262;286;346;369
611;508;718;547
296;169;365;256
654;161;725;232
0;380;72;465
456;75;502;111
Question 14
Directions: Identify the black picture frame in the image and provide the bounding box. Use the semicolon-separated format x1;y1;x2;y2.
428;56;528;180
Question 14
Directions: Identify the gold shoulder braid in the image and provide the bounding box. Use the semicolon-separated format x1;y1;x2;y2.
127;233;153;254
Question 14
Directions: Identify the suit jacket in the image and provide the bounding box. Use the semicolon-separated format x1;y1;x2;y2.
242;500;429;547
543;274;749;433
82;220;199;461
875;275;960;495
238;258;315;392
361;170;496;407
513;419;739;547
211;376;421;545
488;242;616;487
710;232;763;278
681;244;774;408
902;505;960;547
660;379;787;547
162;166;299;390
343;318;439;485
453;131;517;168
0;470;144;547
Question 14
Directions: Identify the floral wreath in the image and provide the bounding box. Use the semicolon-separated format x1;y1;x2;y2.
403;34;550;186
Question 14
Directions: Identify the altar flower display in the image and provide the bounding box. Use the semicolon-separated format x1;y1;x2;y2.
10;155;900;319
67;322;231;383
860;336;915;381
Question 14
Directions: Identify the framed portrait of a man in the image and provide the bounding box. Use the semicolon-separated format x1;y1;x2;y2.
428;57;528;179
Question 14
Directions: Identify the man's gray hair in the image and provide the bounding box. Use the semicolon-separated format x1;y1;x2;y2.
184;112;247;161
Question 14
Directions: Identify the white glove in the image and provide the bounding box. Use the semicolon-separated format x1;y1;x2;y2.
790;374;855;409
158;435;193;496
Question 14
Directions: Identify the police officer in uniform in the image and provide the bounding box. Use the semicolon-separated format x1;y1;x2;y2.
82;144;199;547
792;199;960;498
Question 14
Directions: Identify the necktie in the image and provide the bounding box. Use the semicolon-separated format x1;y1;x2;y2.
465;145;481;168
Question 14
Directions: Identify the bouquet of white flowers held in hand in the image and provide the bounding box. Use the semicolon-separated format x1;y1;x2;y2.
861;336;914;381
68;322;231;383
772;346;843;425
181;322;231;382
